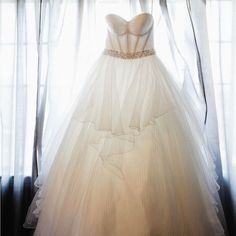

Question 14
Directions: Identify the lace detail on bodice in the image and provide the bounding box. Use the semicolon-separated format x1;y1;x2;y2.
105;13;154;53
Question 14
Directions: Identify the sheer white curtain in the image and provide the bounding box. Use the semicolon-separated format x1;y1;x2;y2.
0;0;38;234
0;0;37;185
207;0;236;232
32;0;90;190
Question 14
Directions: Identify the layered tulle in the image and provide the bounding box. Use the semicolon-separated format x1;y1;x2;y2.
24;54;224;236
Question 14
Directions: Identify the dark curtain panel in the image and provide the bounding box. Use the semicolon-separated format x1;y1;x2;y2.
1;177;35;236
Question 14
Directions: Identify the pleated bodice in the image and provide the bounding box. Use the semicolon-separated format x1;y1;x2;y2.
105;13;154;53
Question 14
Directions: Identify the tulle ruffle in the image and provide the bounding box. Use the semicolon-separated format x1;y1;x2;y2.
24;55;224;236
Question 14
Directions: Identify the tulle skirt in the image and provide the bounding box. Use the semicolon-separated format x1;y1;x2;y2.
24;54;225;236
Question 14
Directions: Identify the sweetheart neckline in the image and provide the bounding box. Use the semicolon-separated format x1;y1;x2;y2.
105;12;153;24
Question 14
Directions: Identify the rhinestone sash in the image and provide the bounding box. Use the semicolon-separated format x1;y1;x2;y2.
103;49;155;59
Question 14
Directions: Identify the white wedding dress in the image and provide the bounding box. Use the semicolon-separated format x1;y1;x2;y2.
24;13;225;236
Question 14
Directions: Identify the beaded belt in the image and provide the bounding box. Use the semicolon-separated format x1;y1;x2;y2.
103;49;155;59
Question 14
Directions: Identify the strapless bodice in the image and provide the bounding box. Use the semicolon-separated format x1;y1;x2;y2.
104;13;154;55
